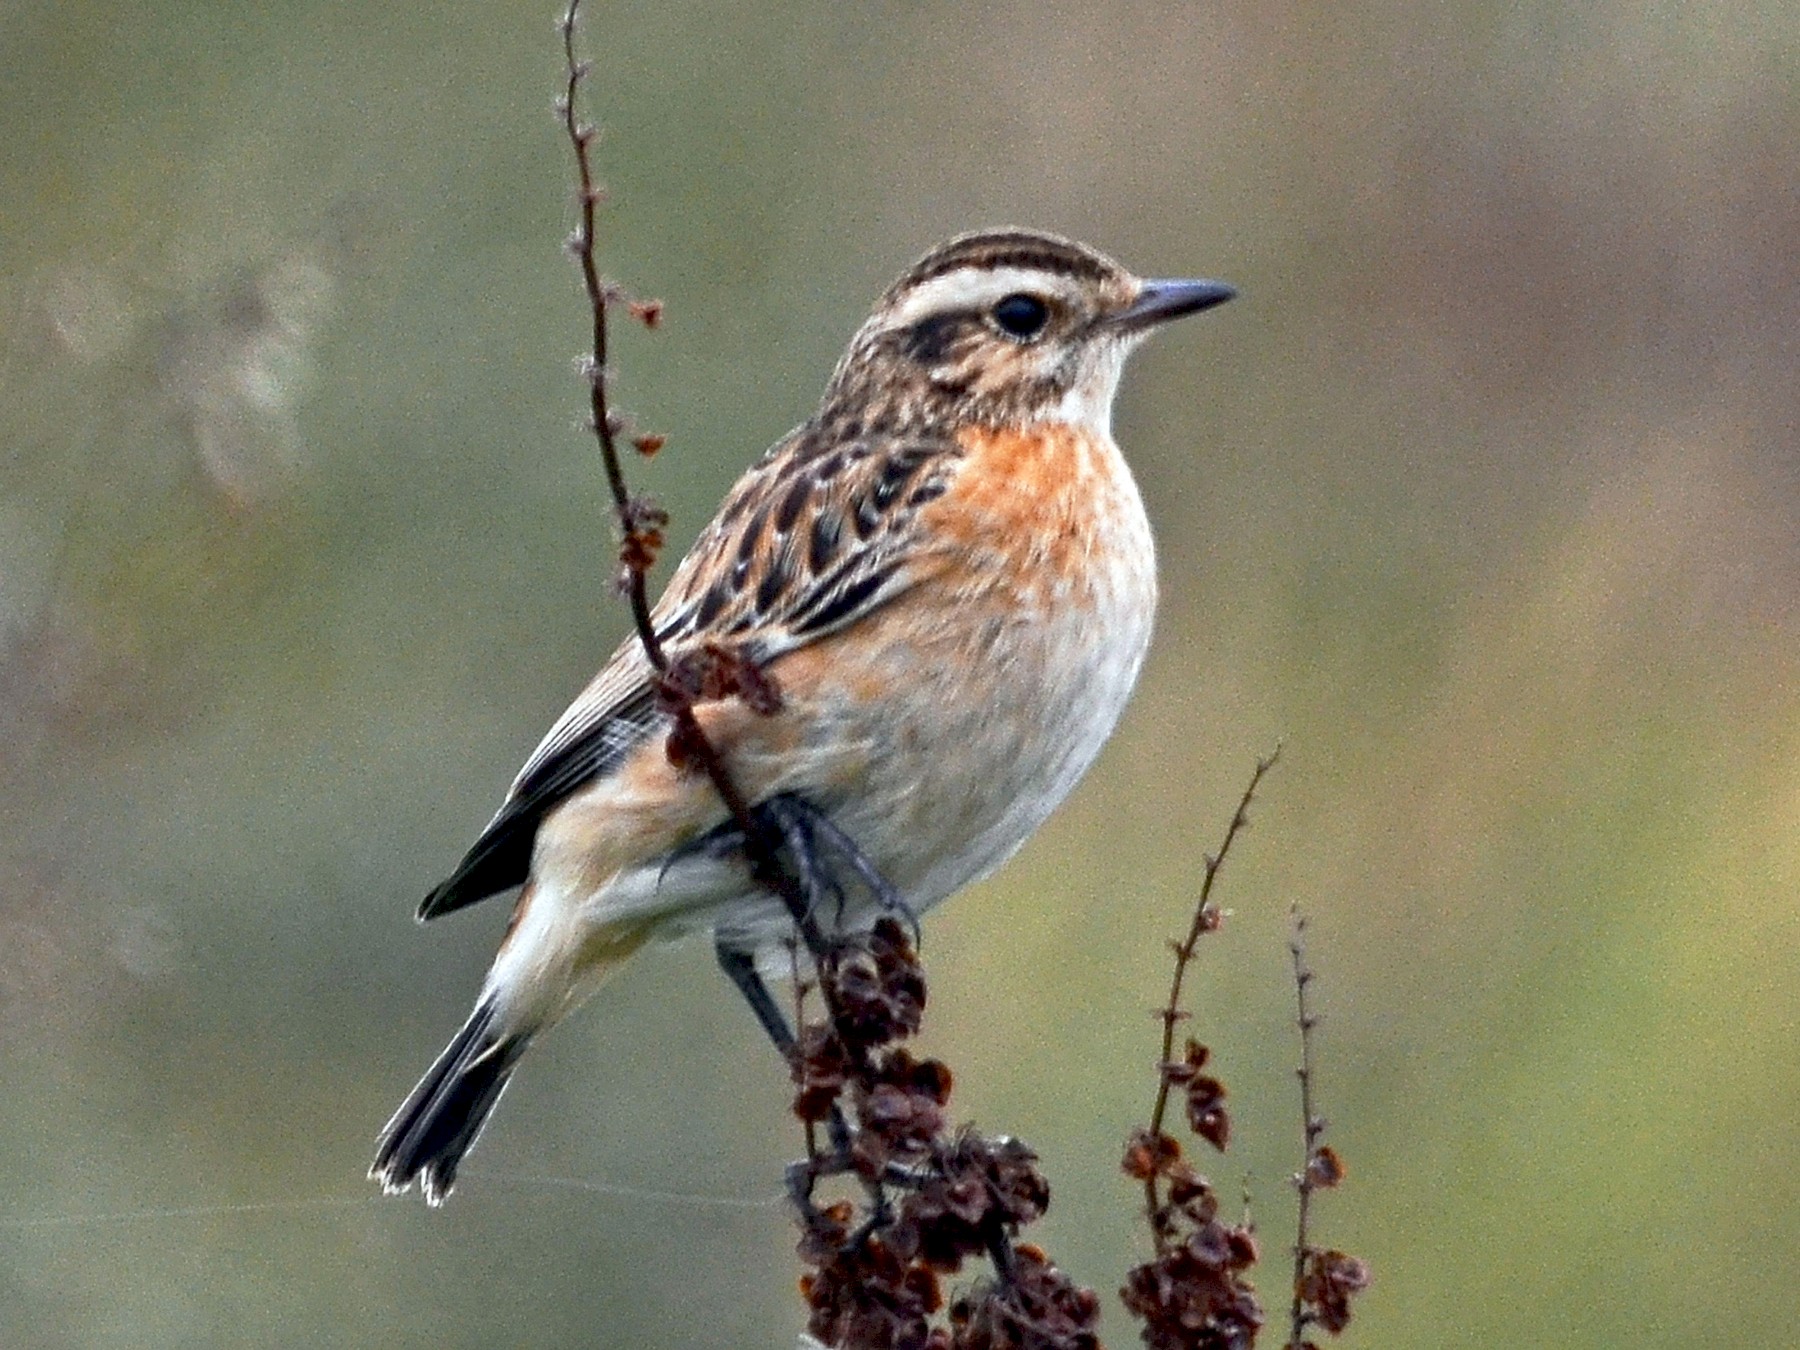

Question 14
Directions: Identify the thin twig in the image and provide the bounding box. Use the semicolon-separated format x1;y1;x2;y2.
1143;747;1279;1247
1289;903;1323;1347
557;5;659;658
555;0;825;958
788;936;823;1165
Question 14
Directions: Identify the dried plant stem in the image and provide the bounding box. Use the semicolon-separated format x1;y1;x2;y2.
556;0;825;958
558;4;658;659
1143;747;1278;1247
1289;904;1323;1346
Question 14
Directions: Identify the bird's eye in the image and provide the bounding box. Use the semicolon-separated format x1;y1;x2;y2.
990;293;1050;340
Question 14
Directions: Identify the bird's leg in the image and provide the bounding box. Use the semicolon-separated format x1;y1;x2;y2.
715;932;932;1211
669;811;837;961
714;936;855;1159
710;798;926;1211
745;796;933;1196
714;939;798;1058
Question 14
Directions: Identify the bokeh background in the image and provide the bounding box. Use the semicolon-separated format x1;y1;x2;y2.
2;2;1796;1346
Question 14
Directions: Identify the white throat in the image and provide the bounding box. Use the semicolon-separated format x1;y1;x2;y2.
1046;338;1133;438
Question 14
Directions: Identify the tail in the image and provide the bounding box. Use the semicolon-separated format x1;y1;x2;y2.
370;1000;528;1206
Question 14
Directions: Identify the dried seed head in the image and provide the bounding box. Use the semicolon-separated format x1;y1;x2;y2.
1304;1144;1346;1189
1185;1074;1231;1151
1297;1249;1371;1335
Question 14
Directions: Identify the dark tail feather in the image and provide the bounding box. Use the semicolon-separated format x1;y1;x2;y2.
370;1001;526;1206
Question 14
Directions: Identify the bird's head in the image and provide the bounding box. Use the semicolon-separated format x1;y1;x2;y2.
822;228;1234;437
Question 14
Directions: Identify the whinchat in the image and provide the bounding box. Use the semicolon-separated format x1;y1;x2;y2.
372;228;1234;1203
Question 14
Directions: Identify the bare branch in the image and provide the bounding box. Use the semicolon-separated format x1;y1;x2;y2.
1143;747;1279;1239
1286;904;1370;1346
1121;754;1278;1349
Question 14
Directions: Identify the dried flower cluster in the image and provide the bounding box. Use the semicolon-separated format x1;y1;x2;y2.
1118;760;1275;1349
1291;1248;1369;1343
1119;757;1368;1350
1120;1042;1263;1350
658;641;786;772
793;919;1101;1350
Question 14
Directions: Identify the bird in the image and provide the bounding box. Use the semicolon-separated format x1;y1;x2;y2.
371;227;1234;1204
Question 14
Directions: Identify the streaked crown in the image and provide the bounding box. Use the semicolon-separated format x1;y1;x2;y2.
820;228;1233;436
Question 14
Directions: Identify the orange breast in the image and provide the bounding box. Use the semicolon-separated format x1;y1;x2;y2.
922;420;1150;612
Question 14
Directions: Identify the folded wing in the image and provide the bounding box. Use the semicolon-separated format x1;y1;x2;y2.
417;425;962;921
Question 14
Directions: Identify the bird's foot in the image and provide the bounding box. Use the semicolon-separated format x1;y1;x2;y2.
679;793;916;949
757;794;920;946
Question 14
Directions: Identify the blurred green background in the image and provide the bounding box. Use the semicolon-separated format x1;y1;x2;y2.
2;1;1795;1346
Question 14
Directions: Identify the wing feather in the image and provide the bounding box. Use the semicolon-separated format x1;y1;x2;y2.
417;423;962;919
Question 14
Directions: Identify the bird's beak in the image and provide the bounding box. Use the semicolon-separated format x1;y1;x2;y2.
1107;278;1237;333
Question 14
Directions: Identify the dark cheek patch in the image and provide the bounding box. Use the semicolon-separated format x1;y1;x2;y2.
904;313;963;366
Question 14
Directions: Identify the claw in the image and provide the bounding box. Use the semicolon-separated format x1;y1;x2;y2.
760;796;849;928
762;794;920;945
683;793;911;944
